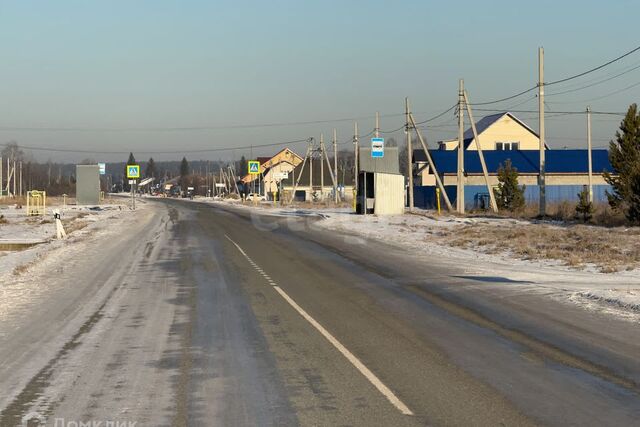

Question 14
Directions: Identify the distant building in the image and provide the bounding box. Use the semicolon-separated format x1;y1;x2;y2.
242;148;304;198
438;112;548;151
412;111;614;209
413;149;613;209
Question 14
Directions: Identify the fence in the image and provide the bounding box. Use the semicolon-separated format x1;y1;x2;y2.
413;185;612;210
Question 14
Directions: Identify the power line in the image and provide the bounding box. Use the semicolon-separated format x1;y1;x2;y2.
546;62;640;97
466;44;640;107
548;80;640;105
0;137;312;155
546;44;640;86
413;104;457;125
0;113;407;133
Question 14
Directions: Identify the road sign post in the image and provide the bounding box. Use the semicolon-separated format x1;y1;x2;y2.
127;165;140;210
248;161;260;175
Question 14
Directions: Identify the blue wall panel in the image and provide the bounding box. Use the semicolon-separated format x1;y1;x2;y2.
413;184;612;210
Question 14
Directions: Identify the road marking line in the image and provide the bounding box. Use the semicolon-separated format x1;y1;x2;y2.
224;234;414;416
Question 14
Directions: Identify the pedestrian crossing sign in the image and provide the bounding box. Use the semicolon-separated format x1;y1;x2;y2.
127;164;140;179
248;161;260;175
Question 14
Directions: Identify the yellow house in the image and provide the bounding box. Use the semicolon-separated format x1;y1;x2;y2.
242;148;303;196
438;112;546;151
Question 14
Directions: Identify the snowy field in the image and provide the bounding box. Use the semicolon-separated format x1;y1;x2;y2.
0;199;142;324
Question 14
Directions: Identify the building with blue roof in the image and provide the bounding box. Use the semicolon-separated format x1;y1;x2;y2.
412;112;614;209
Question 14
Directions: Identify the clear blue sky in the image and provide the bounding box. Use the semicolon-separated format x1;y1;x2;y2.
0;0;638;162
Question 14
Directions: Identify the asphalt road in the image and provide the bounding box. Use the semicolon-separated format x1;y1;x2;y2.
1;199;640;426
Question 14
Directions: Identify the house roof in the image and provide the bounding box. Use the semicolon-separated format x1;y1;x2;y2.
442;112;546;149
257;156;271;165
413;149;612;175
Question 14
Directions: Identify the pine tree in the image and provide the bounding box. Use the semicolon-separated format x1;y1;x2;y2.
145;157;157;178
124;152;136;191
180;157;190;188
494;159;525;212
239;155;247;176
604;103;640;223
180;157;189;177
575;186;593;222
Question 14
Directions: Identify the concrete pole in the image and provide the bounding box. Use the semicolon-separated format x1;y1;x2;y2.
354;122;359;191
19;161;22;197
375;111;380;138
406;97;414;210
538;47;546;217
409;113;453;211
457;79;465;214
320;134;324;200
464;90;499;213
587;106;593;204
13;160;16;197
333;128;338;203
0;156;3;198
309;139;313;201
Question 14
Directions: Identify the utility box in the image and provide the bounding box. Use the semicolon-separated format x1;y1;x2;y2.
76;165;100;205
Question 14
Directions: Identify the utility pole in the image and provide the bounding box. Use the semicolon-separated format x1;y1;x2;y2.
309;138;314;201
457;79;465;214
406;97;414;210
538;47;546;217
464;90;499;213
354;122;359;210
320;134;324;201
587;105;593;204
409;112;454;212
333;128;338;203
375;111;380;138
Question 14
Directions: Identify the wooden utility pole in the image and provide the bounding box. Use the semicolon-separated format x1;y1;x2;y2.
409;113;453;211
333;128;338;203
406;97;414;210
538;47;546;217
587;105;593;204
464;90;499;213
457;79;465;214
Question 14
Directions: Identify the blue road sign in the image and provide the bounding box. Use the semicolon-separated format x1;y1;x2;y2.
127;165;140;179
371;138;384;158
248;161;260;174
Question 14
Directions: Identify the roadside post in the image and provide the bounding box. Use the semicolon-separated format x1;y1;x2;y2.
53;209;67;240
248;160;260;206
127;164;140;210
273;171;288;207
436;187;441;215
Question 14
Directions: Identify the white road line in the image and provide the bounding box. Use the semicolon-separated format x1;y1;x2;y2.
224;234;414;416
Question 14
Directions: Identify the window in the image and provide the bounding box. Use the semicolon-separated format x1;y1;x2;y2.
496;142;519;151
